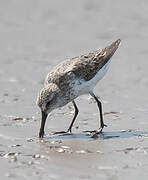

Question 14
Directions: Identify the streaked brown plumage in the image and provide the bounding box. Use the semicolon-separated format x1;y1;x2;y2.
37;39;121;138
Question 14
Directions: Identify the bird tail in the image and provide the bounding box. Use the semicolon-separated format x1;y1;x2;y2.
100;38;121;60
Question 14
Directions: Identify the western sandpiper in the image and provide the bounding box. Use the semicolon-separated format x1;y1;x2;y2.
37;39;121;138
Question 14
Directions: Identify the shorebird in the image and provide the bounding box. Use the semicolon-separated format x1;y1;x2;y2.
37;39;121;138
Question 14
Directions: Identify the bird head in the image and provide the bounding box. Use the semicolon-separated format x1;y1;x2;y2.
37;83;60;138
37;83;59;114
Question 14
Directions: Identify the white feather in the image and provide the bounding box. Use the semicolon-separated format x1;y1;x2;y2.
73;59;111;96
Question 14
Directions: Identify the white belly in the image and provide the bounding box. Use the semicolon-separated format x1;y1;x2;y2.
73;59;111;95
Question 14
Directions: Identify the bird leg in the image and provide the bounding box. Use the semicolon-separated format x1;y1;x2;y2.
84;92;107;134
53;100;79;135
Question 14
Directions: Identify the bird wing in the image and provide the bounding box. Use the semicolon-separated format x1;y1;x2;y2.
45;39;121;86
71;39;121;81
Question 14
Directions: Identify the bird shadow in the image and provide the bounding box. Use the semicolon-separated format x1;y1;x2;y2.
45;130;148;140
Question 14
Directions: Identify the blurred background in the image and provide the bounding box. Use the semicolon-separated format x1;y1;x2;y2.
0;0;148;117
0;1;148;179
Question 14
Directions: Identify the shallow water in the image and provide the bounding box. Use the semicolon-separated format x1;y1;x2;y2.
0;0;148;179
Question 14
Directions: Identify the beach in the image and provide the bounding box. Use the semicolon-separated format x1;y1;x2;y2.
0;1;148;179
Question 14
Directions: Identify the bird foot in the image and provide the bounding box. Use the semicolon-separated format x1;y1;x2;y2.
83;130;98;133
52;130;72;136
83;129;103;138
83;124;107;135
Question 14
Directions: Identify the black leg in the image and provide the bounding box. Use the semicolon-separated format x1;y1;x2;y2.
39;111;48;138
90;92;107;132
67;100;79;133
53;100;79;135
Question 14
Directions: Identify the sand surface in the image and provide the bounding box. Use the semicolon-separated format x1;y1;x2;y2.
0;0;148;179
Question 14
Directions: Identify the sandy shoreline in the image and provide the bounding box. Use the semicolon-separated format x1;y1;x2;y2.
1;0;148;179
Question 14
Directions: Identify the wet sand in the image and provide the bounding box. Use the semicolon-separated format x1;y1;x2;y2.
0;0;148;179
